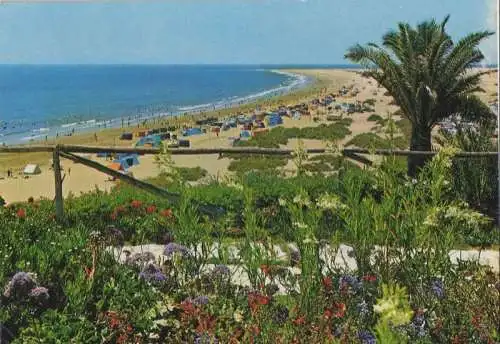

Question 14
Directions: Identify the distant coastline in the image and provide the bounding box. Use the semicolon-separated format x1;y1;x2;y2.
0;65;321;145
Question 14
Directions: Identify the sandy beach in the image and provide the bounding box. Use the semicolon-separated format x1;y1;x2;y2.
0;68;497;204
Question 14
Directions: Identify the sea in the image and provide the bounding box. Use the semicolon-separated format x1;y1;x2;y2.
0;64;355;145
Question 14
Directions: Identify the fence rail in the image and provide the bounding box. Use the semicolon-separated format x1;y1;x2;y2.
1;144;498;157
1;144;498;222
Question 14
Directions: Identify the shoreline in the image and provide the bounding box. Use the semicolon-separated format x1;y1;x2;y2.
0;69;313;146
0;68;333;172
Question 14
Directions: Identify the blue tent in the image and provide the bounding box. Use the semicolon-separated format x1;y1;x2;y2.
114;154;139;169
135;135;162;147
182;128;203;136
267;114;283;127
240;130;251;138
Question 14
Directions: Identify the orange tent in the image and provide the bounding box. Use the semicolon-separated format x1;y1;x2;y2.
107;162;124;171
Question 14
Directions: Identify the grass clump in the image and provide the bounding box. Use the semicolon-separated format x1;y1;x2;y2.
367;114;384;122
346;132;408;149
228;156;288;174
236;120;352;148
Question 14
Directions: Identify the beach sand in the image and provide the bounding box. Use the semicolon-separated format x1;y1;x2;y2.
0;68;497;204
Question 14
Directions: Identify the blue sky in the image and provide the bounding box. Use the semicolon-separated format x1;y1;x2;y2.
0;0;497;64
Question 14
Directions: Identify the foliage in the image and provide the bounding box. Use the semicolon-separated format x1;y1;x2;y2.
345;15;495;175
0;143;499;343
367;114;383;122
235;121;352;148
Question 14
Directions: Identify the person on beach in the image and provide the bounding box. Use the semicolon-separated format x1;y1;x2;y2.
68;167;71;177
94;133;98;142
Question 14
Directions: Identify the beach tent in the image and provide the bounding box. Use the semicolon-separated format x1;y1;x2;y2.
266;114;283;127
23;164;41;175
115;154;140;168
240;130;251;138
120;132;133;140
107;162;125;171
178;139;190;147
135;135;162;148
182;128;203;136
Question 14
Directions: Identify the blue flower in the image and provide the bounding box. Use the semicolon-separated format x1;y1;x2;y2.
339;275;362;291
430;279;445;299
164;243;189;258
358;330;376;344
410;313;427;337
139;264;167;283
193;295;209;306
356;300;369;317
212;264;230;276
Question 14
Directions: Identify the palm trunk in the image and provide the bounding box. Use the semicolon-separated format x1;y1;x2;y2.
408;125;432;177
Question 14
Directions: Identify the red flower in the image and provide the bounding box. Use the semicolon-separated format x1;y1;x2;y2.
130;200;142;209
332;302;346;318
146;205;157;214
260;264;271;276
117;334;128;344
109;317;121;329
248;292;270;314
84;266;95;280
362;274;377;282
180;300;198;318
160;208;173;218
323;308;333;319
322;276;333;290
110;212;118;220
292;316;306;326
16;208;26;219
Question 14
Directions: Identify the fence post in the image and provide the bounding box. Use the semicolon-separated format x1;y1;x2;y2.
53;145;64;221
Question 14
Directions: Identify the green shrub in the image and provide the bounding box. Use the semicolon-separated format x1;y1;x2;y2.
367;114;383;122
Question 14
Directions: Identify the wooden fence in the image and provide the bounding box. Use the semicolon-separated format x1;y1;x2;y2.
1;144;498;222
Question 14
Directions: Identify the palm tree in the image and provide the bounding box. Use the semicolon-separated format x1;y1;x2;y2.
345;16;495;176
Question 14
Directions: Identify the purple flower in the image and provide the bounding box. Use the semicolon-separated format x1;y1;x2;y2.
358;330;376;344
28;287;50;303
430;279;445;299
3;272;36;299
411;313;427;337
139;263;167;283
193;295;209;306
212;264;230;276
164;243;189;258
339;275;362;291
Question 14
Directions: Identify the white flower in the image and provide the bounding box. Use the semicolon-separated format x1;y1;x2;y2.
233;310;244;323
153;319;169;327
293;222;309;230
412;178;418;185
302;234;318;245
293;194;311;207
316;193;346;211
278;198;287;207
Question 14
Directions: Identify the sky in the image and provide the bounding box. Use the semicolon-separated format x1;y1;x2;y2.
0;0;497;65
